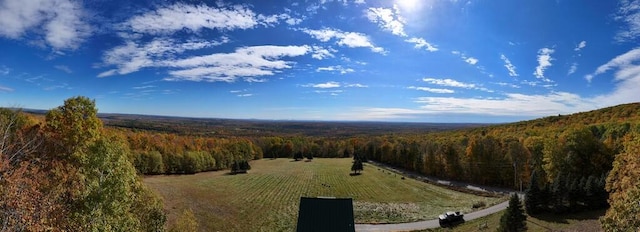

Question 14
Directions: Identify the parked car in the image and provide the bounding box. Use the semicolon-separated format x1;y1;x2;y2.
438;211;464;227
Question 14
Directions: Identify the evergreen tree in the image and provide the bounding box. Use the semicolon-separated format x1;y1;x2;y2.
551;172;568;213
525;170;542;215
498;194;527;232
351;158;363;174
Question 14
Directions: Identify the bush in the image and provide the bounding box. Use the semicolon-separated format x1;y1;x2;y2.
472;201;486;209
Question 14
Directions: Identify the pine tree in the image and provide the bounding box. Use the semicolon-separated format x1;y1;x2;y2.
351;158;363;174
525;170;542;215
498;194;527;232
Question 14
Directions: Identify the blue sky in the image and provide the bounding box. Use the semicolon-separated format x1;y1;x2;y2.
1;0;640;122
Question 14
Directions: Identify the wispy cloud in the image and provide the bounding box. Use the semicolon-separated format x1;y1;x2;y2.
0;85;13;92
495;82;520;88
451;51;479;66
0;0;91;50
122;3;296;35
408;86;455;94
574;41;587;51
133;85;156;90
568;63;578;75
500;54;518;77
614;0;640;42
534;48;554;82
300;28;386;54
366;6;406;37
584;47;640;83
310;46;336;60
0;66;10;75
163;45;311;82
465;57;478;65
405;37;438;52
54;65;73;74
98;37;227;78
345;83;368;88
316;65;354;74
304;81;341;88
422;77;493;92
302;81;368;90
413;92;592;116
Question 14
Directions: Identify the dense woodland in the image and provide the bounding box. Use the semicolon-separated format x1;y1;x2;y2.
2;97;639;231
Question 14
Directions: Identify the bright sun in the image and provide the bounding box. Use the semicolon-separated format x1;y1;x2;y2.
395;0;422;13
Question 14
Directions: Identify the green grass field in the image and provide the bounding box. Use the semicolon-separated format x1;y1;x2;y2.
144;158;503;231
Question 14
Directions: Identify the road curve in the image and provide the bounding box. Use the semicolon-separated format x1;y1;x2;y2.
355;200;509;232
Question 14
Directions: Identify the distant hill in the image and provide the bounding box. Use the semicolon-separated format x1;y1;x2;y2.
19;109;486;137
19;102;640;137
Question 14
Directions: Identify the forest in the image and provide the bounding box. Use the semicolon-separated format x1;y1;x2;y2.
2;96;639;231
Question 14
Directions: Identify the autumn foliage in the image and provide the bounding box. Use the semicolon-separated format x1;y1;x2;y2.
1;97;165;231
3;97;640;230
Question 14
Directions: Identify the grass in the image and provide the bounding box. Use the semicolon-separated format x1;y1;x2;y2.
144;158;502;232
415;208;605;232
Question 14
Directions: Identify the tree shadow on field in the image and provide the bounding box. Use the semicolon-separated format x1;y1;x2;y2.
349;173;362;176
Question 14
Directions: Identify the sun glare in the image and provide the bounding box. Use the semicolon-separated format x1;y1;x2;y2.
395;0;424;14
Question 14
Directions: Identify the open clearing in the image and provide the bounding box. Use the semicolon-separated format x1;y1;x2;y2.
144;158;502;231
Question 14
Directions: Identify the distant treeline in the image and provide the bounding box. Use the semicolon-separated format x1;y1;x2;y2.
115;103;640;223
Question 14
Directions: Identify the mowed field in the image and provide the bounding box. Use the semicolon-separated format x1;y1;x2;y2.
144;158;503;232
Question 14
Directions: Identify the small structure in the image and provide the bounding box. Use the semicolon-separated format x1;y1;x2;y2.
296;197;355;232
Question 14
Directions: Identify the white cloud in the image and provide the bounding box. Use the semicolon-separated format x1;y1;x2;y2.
405;37;438;52
305;81;341;88
345;83;368;88
123;3;295;35
500;54;518;77
422;78;475;89
124;3;257;34
465;57;479;65
413;92;593;116
303;82;367;89
100;38;310;82
98;37;229;77
568;63;578;75
574;41;587;51
316;65;354;74
614;0;640;42
422;77;493;92
285;17;303;25
310;46;336;60
354;0;366;4
534;47;554;82
163;45;310;82
585;47;640;82
451;51;479;66
366;6;406;37
0;0;90;50
354;47;640;120
300;28;386;54
409;86;455;94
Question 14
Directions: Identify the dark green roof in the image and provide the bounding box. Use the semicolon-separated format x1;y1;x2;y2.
296;197;355;232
